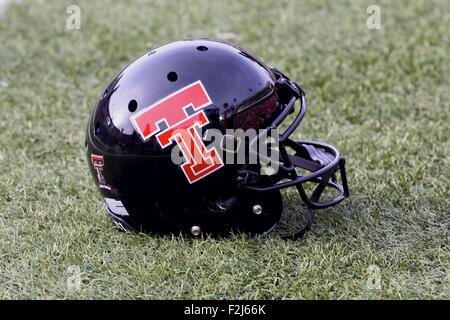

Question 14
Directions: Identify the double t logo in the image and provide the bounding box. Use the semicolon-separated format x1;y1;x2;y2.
130;81;224;183
91;154;105;184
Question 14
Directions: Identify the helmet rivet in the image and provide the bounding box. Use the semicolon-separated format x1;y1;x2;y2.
253;205;263;215
190;225;201;236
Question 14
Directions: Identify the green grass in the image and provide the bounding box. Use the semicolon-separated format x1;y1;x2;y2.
0;0;449;299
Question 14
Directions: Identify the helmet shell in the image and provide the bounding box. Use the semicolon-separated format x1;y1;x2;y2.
86;39;284;236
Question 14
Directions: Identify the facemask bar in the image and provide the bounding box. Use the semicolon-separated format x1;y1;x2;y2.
237;68;349;238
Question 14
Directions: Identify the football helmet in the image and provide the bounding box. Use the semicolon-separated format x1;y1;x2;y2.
86;39;349;239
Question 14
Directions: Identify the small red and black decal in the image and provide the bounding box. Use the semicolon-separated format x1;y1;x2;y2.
91;154;105;184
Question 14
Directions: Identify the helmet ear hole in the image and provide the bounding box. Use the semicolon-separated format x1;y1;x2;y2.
196;45;208;51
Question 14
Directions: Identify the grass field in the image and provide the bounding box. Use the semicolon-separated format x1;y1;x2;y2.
0;0;449;299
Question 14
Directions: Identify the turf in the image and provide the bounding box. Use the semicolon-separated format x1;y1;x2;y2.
0;0;448;299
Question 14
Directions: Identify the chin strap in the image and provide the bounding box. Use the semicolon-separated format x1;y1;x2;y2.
282;207;315;240
281;182;323;240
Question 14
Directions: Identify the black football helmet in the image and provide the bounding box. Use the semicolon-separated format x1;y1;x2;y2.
86;38;349;239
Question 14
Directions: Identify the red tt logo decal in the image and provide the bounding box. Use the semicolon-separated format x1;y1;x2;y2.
130;81;223;184
91;154;105;184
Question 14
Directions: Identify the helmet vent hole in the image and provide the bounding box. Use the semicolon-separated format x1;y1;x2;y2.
167;71;178;82
196;46;208;51
128;99;138;112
